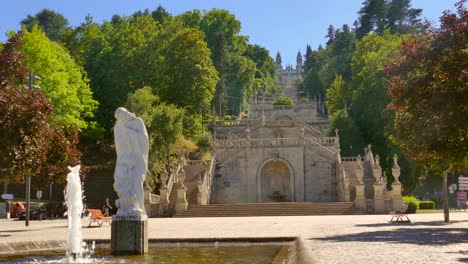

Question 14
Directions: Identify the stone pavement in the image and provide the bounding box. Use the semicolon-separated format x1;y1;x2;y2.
1;212;467;263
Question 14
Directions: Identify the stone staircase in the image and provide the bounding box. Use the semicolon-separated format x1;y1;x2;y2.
176;202;366;217
167;161;208;213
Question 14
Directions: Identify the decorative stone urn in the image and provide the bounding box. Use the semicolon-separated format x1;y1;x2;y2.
392;154;401;184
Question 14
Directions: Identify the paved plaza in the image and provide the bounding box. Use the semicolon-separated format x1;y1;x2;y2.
1;212;467;263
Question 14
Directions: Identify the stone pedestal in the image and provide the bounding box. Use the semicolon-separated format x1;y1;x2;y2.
111;216;148;255
158;186;170;216
354;184;366;210
175;186;188;214
392;183;403;211
143;187;152;217
373;183;385;213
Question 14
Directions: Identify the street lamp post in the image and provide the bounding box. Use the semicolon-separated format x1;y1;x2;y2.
25;68;41;227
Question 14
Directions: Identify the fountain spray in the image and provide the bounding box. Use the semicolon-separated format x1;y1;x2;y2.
65;165;84;260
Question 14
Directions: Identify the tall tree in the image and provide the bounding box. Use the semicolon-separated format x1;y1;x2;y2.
151;5;171;24
20;26;98;131
326;25;336;46
356;0;388;38
386;0;422;34
0;32;28;88
20;9;69;41
211;31;227;117
385;1;467;222
0;33;81;188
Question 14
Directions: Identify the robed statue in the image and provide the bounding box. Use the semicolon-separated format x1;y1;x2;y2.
113;107;149;217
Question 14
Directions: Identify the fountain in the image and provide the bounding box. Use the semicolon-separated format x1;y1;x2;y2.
65;165;91;261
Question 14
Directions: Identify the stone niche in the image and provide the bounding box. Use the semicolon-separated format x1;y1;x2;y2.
260;160;292;202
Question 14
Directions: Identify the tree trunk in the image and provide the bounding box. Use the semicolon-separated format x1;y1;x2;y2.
442;163;452;223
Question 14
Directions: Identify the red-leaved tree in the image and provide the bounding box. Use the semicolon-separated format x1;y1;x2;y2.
0;32;83;189
385;0;467;222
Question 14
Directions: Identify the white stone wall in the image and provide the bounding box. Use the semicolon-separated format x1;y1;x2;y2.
212;143;338;203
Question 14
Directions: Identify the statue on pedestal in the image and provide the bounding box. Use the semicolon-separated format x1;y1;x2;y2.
113;107;149;217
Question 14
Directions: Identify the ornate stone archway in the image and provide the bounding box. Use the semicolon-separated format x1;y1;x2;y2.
258;159;294;202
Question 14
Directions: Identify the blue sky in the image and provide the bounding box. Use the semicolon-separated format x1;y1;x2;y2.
1;0;459;65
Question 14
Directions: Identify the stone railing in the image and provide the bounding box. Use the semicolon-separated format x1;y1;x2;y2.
295;120;322;137
211;119;257;127
299;117;330;124
165;162;183;196
216;136;337;150
197;157;216;205
308;137;336;146
303;138;337;158
341;156;365;162
264;120;296;127
273;105;294;110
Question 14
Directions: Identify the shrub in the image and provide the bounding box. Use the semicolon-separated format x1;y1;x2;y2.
299;97;309;103
194;132;213;155
418;201;436;209
267;191;289;202
406;202;418;214
224;115;237;120
273;96;294;106
402;195;419;205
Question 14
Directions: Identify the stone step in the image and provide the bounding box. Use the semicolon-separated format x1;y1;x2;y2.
176;202;366;217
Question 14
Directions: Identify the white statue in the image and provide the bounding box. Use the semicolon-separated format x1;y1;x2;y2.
113;107;149;217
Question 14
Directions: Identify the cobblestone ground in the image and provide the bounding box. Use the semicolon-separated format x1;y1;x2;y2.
1;212;467;263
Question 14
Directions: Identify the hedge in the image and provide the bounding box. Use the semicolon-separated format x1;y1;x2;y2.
273;96;294;106
418;201;436;209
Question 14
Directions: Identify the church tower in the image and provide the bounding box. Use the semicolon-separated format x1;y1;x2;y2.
296;50;303;71
276;51;283;71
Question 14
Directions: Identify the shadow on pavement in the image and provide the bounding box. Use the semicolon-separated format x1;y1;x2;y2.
355;219;468;228
0;230;29;233
310;227;468;246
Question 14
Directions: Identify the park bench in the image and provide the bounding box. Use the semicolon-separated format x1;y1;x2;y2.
389;203;411;223
86;209;112;227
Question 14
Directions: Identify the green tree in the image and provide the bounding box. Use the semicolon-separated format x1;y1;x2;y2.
351;31;406;154
225;54;256;115
158;26;218;116
20;26;98;131
356;0;388;38
151;5;171;23
0;33;81;188
319;24;357;90
325;74;348;114
21;9;69;41
385;1;467;222
386;0;422;34
327;109;366;156
128;87;185;181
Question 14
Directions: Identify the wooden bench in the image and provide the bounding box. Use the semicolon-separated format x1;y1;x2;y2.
390;204;411;223
86;209;112;227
